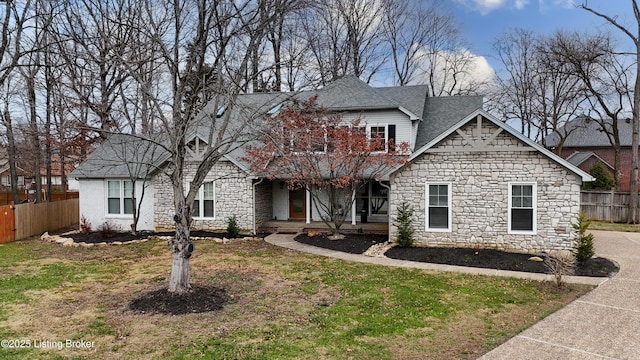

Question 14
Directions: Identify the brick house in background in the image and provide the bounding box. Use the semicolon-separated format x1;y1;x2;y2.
545;116;636;191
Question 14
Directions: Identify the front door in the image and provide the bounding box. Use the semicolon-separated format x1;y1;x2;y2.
289;189;306;219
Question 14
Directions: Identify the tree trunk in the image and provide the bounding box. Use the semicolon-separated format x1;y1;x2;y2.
3;108;20;204
168;221;193;294
629;43;640;224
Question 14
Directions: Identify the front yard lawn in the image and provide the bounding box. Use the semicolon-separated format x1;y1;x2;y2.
0;236;592;359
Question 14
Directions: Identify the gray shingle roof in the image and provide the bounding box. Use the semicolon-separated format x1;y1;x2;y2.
545;116;633;148
415;96;484;149
70;134;170;179
71;77;473;179
565;151;614;169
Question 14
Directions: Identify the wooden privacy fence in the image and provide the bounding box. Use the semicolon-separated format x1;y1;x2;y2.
0;191;78;206
581;190;634;222
0;199;79;243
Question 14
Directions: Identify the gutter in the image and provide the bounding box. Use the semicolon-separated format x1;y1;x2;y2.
252;178;265;235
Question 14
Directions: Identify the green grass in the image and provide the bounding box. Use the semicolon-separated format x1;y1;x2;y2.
0;237;591;360
590;221;640;232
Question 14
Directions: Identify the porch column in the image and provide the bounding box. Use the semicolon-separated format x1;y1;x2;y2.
305;187;311;224
351;188;356;225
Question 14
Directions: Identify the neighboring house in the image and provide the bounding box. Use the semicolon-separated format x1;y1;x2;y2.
0;147;79;191
71;77;593;252
545;116;636;191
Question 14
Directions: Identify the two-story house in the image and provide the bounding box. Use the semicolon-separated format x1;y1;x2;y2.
71;77;593;253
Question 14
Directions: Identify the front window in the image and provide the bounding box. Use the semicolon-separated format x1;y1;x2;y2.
193;181;215;219
508;182;536;234
107;180;134;215
426;182;451;231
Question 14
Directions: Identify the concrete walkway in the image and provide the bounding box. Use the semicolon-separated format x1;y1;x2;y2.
480;230;640;360
265;230;638;359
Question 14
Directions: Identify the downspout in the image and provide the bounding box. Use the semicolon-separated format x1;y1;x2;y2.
378;180;391;242
252;178;265;235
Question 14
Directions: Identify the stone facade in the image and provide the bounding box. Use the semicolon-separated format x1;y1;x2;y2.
254;180;273;228
153;160;255;231
390;118;582;253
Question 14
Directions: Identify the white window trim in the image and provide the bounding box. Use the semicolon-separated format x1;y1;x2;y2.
193;181;216;220
507;182;537;235
425;182;452;232
367;124;388;153
105;179;134;217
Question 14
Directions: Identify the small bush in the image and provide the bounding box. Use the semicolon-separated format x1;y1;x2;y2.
97;221;119;239
80;215;92;234
572;211;595;265
226;215;240;238
544;254;575;287
393;202;415;248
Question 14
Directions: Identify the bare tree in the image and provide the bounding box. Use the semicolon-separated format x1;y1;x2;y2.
546;31;630;192
103;0;283;294
490;29;539;138
490;29;587;151
0;0;33;203
301;0;386;85
579;1;640;223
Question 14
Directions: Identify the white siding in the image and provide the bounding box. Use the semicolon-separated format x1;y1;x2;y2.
78;179;154;231
340;109;414;150
272;181;288;221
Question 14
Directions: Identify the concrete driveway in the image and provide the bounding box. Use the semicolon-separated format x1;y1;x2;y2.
479;230;640;360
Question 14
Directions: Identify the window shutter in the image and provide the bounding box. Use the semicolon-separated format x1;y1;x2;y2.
388;125;396;151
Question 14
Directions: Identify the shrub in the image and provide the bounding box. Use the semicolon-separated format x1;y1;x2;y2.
572;211;595;265
97;221;119;239
584;161;615;190
393;202;415;247
226;215;240;238
80;215;92;234
544;253;575;287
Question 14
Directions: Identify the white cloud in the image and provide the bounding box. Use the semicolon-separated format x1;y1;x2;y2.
454;0;507;14
456;0;573;14
413;48;496;95
553;0;575;8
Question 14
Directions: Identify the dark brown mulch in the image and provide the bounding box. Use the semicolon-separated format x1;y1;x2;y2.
294;233;388;254
128;285;230;315
295;234;619;278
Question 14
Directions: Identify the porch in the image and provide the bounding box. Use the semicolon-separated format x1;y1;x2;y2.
259;220;389;235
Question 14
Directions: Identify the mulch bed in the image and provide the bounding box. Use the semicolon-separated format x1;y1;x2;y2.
129;285;230;315
294;233;388;254
295;234;619;278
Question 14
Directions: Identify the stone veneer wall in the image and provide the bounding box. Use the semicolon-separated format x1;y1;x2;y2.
390;120;582;253
254;180;273;228
154;160;255;231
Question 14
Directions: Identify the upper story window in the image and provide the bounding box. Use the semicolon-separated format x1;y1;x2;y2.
366;124;396;152
267;103;283;115
107;180;134;215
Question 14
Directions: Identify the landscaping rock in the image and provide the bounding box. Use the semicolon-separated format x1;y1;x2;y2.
61;239;75;247
364;242;395;257
41;232;53;242
528;256;544;262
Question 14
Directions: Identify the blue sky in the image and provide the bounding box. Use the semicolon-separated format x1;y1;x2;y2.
449;0;635;73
